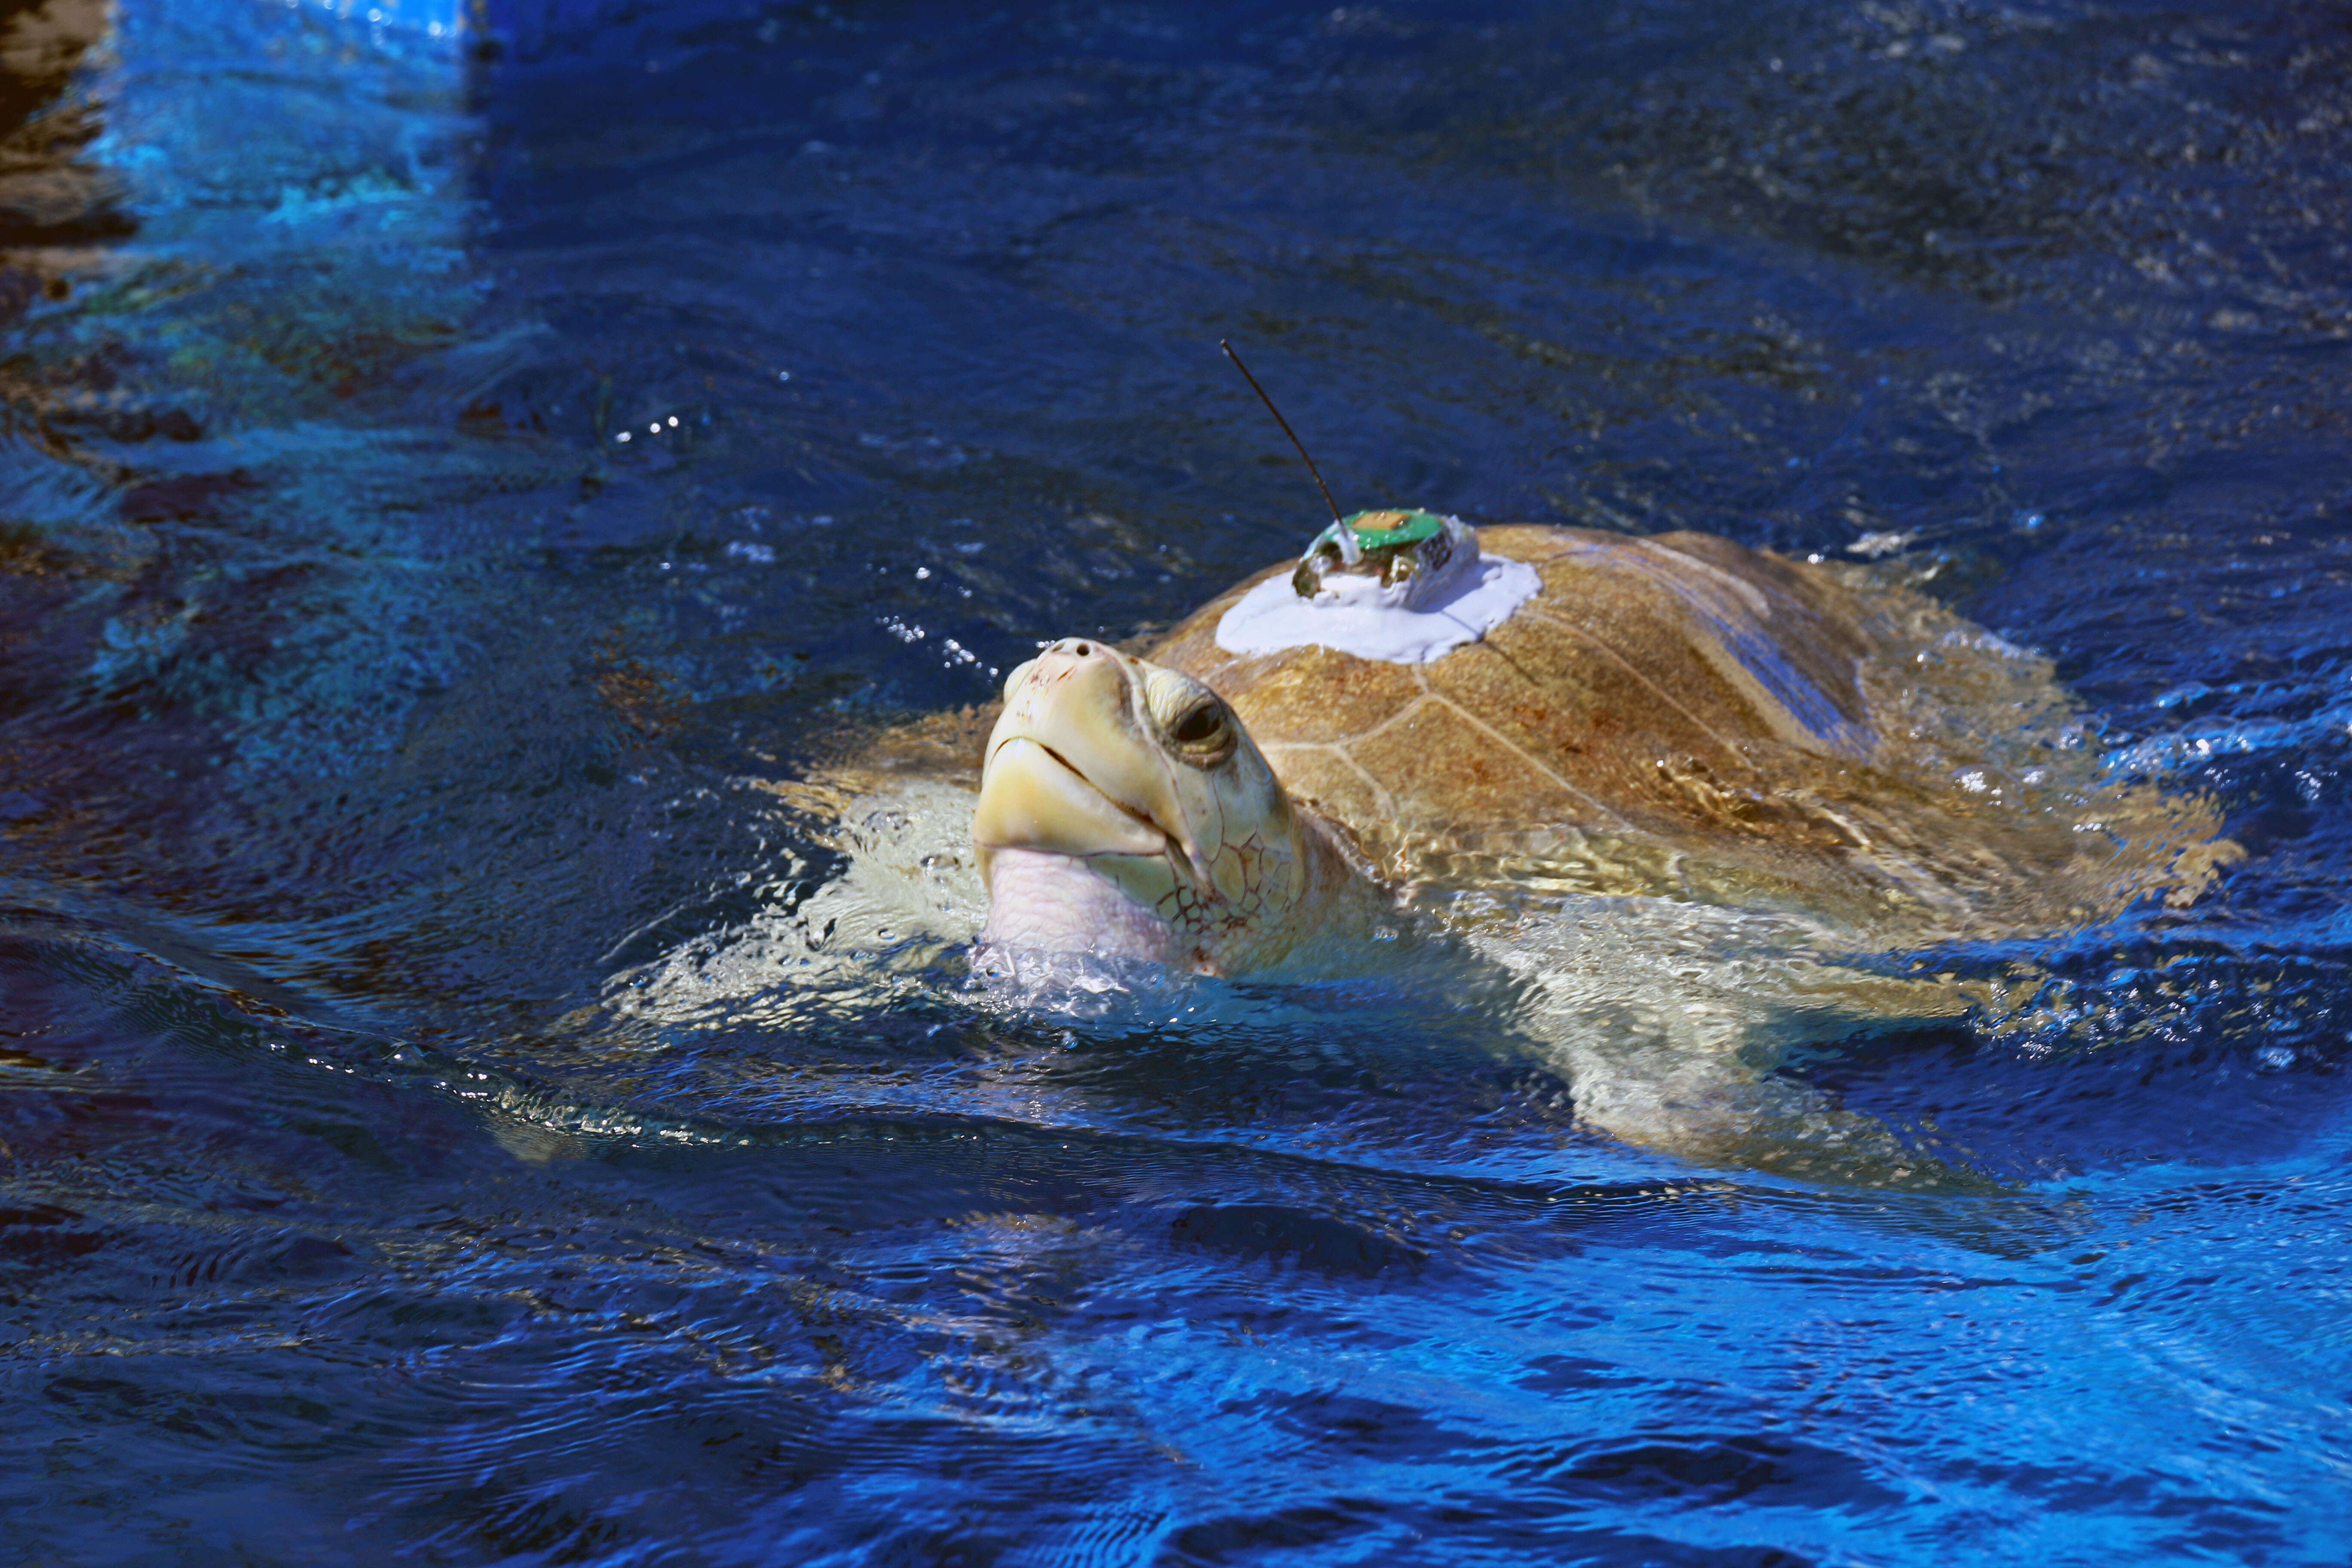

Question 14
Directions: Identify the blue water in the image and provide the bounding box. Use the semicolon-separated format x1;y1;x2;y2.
3;0;2350;1562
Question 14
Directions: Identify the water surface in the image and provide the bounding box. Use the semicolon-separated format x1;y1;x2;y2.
3;0;2349;1562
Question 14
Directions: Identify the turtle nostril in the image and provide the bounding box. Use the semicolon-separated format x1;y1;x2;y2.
1071;641;1092;657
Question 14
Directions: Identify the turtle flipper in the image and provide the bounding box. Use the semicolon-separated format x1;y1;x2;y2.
1556;1037;2003;1194
1491;901;2005;1191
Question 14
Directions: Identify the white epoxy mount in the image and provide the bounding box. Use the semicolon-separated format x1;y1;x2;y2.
1214;510;1541;665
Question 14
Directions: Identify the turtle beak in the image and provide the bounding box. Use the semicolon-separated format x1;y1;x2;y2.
972;738;1167;872
974;639;1208;886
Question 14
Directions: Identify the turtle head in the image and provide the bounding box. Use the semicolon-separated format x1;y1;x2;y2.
972;638;1329;975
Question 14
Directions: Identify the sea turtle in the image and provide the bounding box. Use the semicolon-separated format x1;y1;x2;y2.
970;518;2233;980
632;513;2233;1179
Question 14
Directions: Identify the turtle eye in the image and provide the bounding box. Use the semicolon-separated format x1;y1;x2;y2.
1165;700;1234;763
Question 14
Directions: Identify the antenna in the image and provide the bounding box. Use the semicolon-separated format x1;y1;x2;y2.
1220;339;1344;527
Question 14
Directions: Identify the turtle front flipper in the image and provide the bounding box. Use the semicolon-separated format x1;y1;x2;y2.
1555;1035;2004;1194
1497;901;2006;1192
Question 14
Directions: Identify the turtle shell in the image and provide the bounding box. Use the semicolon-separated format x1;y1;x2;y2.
1145;525;2223;929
